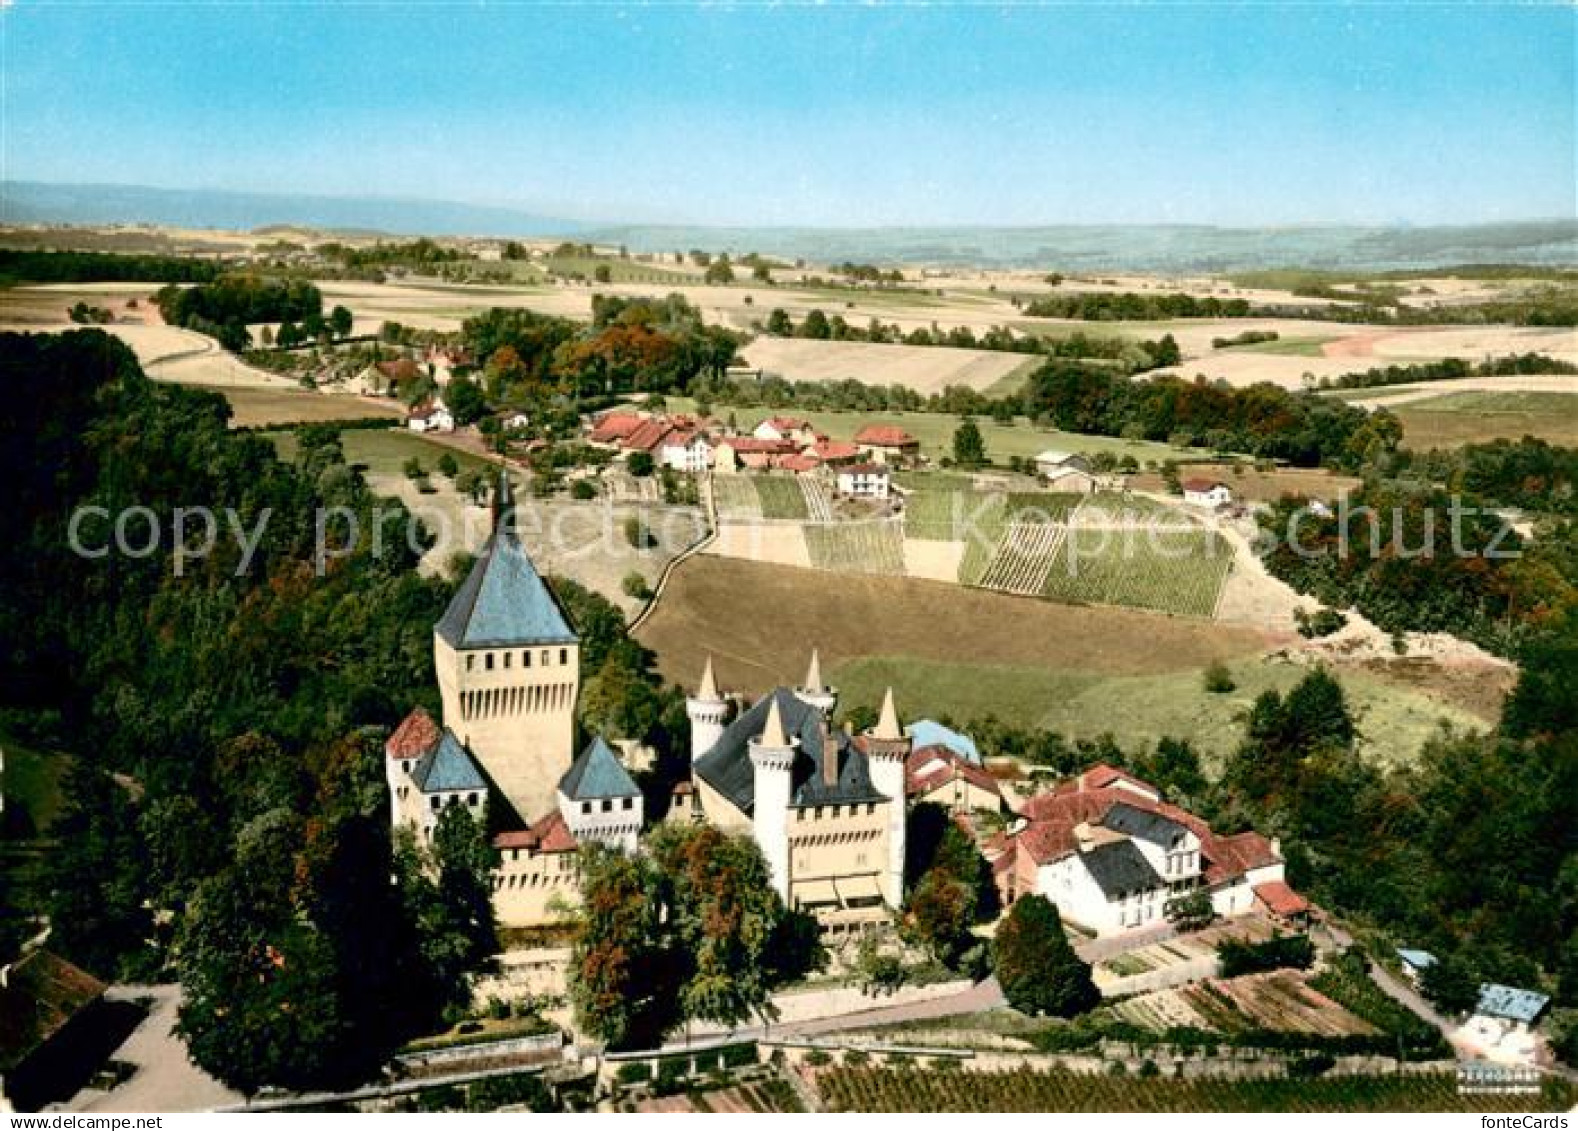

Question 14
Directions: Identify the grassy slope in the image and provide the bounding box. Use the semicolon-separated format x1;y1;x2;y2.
1394;390;1578;449
200;385;404;429
829;654;1489;773
264;428;493;477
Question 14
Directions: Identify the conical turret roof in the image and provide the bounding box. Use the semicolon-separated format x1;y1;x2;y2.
874;686;902;740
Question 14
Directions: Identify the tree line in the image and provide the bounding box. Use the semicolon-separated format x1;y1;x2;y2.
0;248;222;285
155;274;327;352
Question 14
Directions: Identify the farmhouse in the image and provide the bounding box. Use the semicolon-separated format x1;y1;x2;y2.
809;439;863;468
836;462;891;500
754;416;821;446
658;428;714;473
1034;450;1096;493
991;762;1301;937
1183;478;1233;508
1461;983;1551;1065
687;662;909;934
906;744;1004;814
714;436;798;473
587;411;646;448
1396;947;1438;988
407;397;454;433
854;424;921;466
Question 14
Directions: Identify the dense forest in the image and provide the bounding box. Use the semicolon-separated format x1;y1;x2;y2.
0;249;223;285
155;275;324;352
1018;361;1392;470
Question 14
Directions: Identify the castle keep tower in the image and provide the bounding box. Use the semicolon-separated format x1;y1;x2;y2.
864;686;912;908
434;473;580;824
685;655;730;762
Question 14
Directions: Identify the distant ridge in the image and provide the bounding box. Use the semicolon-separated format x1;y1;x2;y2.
3;181;1574;272
0;180;585;240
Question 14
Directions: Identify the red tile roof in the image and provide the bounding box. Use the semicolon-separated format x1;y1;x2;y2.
387;707;442;761
840;462;886;476
811;440;861;462
906;745;1002;800
623;418;674;453
588;412;645;444
855;424;918;448
725;437;798;454
1183;478;1227;493
493;809;578;854
1008;765;1280;886
775;453;821;473
1253;880;1311;917
763;416;808;433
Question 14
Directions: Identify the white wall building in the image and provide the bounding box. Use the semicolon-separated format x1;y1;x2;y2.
837;463;891;500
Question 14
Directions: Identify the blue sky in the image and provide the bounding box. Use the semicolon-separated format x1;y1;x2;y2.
3;3;1573;226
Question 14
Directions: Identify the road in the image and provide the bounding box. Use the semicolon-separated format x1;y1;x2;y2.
66;985;240;1114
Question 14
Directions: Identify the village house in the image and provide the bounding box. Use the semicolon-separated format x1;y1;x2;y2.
809;439;863;469
1396;947;1438;988
836;462;891;500
713;436;798;473
991;762;1304;937
1034;450;1098;494
498;411;532;434
587;410;646;449
1183;478;1234;508
753;416;823;446
658;428;714;473
906;743;1004;814
853;424;921;467
407;396;455;434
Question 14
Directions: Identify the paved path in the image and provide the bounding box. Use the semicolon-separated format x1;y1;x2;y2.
66;985;240;1114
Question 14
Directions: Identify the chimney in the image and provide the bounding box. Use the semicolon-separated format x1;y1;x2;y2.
821;715;838;788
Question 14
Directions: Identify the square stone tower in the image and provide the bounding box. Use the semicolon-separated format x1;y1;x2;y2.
434;473;580;825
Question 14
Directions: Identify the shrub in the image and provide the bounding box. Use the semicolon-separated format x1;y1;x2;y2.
1202;662;1236;694
1216;933;1316;977
622;572;652;600
571;479;597;500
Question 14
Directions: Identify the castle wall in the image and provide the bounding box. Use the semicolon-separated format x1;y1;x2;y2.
492;846;579;928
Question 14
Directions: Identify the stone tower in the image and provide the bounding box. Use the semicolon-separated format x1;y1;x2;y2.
795;648;837;715
685;655;730;762
863;686;911;908
748;695;797;901
434;471;580;825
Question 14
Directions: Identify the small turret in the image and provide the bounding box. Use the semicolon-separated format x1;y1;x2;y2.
795;648;838;715
685;655;731;762
748;694;797;900
863;686;911;910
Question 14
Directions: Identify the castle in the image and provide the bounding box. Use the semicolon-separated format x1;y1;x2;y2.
385;474;908;933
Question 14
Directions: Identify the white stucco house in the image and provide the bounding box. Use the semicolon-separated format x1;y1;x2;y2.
408;397;455;434
992;762;1306;937
836;462;891;500
1183;478;1233;508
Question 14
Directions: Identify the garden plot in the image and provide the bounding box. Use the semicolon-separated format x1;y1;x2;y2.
1110;971;1379;1038
713;475;765;520
800;476;835;522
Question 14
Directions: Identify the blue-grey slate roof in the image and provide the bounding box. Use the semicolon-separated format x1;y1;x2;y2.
410;729;489;794
1102;801;1188;848
1396;948;1438;971
694;688;888;815
905;719;980;764
1475;983;1550;1025
436;528;577;649
1082;839;1163;899
560;737;640;801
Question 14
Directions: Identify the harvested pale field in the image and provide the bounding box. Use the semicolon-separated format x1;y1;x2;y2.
740;336;1035;394
1343;374;1578;409
0;282;165;325
192;385;403;428
635;554;1277;699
